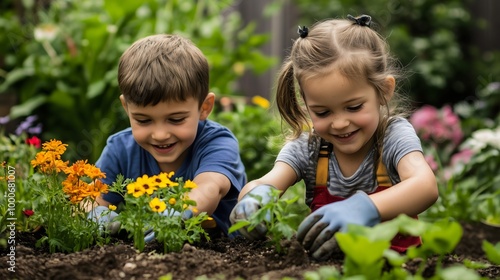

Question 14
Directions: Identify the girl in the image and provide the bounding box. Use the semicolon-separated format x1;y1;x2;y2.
230;15;438;260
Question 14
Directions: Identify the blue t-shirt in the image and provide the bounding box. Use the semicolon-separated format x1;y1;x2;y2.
95;120;246;235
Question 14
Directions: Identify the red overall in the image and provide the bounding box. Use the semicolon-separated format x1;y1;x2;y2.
310;142;421;253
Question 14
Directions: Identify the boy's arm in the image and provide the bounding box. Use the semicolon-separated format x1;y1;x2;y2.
189;171;232;215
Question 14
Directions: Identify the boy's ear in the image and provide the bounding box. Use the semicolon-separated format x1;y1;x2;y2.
381;75;395;104
199;92;215;120
119;95;129;113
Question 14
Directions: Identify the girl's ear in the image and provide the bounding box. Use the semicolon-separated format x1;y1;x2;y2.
381;75;396;104
199;92;215;120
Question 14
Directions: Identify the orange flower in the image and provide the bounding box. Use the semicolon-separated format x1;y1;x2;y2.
84;165;106;180
31;151;68;174
42;139;67;155
64;160;88;177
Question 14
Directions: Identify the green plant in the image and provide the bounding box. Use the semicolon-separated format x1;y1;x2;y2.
0;115;41;233
211;96;282;181
0;0;277;163
229;186;309;253
482;240;500;265
333;215;486;279
28;139;109;253
424;124;500;225
109;173;210;253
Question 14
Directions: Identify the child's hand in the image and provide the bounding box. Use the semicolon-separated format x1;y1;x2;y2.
87;205;121;234
297;191;380;260
229;184;275;240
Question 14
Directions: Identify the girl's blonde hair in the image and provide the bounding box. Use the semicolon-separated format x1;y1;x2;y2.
276;17;410;158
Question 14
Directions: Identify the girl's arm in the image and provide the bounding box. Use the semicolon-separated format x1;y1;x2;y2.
238;161;298;200
369;151;438;221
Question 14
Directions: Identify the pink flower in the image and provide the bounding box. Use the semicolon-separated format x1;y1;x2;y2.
410;105;463;147
450;149;474;167
26;136;42;148
23;209;34;217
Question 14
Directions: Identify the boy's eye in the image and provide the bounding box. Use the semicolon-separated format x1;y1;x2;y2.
347;104;363;111
135;119;150;124
169;117;186;123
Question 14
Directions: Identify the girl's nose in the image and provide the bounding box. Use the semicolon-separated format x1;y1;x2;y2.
331;115;349;130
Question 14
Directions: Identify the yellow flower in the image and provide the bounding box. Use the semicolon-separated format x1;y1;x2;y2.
183;180;197;189
127;182;145;198
149;197;166;213
168;198;176;205
135;175;157;195
251;95;270;109
151;173;170;189
109;205;117;211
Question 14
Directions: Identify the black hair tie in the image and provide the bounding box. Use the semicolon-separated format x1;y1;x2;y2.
347;14;372;27
297;25;309;38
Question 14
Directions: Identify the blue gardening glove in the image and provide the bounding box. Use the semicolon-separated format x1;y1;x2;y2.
297;191;380;260
87;205;121;234
229;184;274;240
144;209;194;243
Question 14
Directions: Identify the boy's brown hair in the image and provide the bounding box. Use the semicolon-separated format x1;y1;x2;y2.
118;34;209;107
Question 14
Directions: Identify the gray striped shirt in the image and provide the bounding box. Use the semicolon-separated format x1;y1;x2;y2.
276;117;423;205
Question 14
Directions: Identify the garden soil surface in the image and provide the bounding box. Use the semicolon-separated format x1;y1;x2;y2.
1;222;499;280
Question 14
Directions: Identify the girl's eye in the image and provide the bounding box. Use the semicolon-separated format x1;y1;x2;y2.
347;104;363;111
314;111;330;118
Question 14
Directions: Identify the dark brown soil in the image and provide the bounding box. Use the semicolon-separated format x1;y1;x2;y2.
1;222;499;279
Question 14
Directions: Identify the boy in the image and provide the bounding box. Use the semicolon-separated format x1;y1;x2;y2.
89;34;246;238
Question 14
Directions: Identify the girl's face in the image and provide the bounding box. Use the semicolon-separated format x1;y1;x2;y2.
120;94;213;172
302;71;389;160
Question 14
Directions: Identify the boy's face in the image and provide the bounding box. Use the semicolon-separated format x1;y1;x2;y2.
120;94;214;172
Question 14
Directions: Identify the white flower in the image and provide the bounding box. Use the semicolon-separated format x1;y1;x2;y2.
34;23;59;42
462;127;500;152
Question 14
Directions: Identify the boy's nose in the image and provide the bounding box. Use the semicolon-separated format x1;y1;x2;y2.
151;128;170;141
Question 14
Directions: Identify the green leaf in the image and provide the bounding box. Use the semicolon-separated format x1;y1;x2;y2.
228;220;251;233
336;233;390;265
9;95;47;119
482;240;500;265
87;80;106;99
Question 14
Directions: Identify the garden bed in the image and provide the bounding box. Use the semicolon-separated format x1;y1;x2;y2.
1;222;499;279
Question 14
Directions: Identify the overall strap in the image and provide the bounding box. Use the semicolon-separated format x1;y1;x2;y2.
315;141;392;188
315;140;333;186
376;153;392;186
